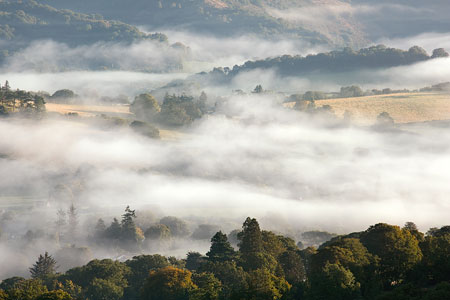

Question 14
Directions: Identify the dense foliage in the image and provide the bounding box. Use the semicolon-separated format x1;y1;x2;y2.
0;81;45;116
207;45;447;81
2;217;450;300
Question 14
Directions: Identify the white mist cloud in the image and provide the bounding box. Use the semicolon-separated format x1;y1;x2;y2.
157;30;328;71
1;94;450;277
0;71;188;98
377;32;450;53
2;40;187;73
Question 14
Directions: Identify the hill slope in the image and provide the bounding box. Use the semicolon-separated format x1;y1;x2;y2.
41;0;368;48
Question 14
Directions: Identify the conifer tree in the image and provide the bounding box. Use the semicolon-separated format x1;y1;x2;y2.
29;252;58;279
207;231;236;263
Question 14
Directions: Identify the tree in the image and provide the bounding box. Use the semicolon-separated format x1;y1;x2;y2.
360;223;422;286
190;272;222;300
431;48;449;58
125;254;170;300
3;80;10;91
105;218;121;240
403;222;424;242
50;89;77;102
94;218;106;238
130;93;160;120
145;224;172;240
206;231;236;263
309;263;361;300
191;224;220;240
186;252;206;271
252;85;263;94
199;261;248;300
67;203;78;239
238;217;266;270
121;206;136;240
30;252;58;279
160;216;190;237
34;290;73;300
64;259;130;299
197;91;208;113
340;86;364;98
86;278;124;300
3;279;48;300
376;112;394;126
140;266;197;300
245;268;291;300
278;250;306;285
130;120;160;139
55;209;66;232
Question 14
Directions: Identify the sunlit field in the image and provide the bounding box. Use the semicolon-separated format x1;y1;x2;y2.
315;92;450;124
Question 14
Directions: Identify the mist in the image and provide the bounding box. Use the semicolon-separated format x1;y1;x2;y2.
1;92;450;278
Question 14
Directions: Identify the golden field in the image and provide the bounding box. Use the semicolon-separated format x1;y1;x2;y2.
45;102;183;140
45;102;131;117
317;92;450;124
286;92;450;124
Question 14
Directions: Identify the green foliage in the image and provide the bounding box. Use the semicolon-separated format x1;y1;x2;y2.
0;289;6;300
417;233;450;284
278;250;306;285
30;252;58;279
34;290;72;300
206;231;236;263
130;94;160;121
200;261;248;300
144;224;172;240
245;268;291;300
186;252;206;272
124;255;170;300
50;90;77;103
86;278;123;300
340;86;364;98
191;224;220;241
130;121;160;139
160;216;190;237
4;218;450;300
226;45;431;79
190;272;222;300
376;112;395;126
158;94;203;127
140;266;196;300
0;0;168;62
309;263;361;300
3;279;48;300
63;259;130;299
0;84;46;116
360;223;422;286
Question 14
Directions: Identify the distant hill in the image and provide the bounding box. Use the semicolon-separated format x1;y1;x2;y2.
0;0;195;72
41;0;368;48
42;0;450;50
0;0;171;69
152;45;449;95
220;45;447;78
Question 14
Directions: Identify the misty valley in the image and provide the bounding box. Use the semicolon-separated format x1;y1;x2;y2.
1;0;450;300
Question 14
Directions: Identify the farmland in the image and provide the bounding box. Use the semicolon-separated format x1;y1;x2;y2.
313;92;450;124
45;102;184;140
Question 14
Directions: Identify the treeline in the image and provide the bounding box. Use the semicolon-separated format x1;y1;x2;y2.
1;217;450;300
130;92;207;127
203;45;449;82
0;81;45;116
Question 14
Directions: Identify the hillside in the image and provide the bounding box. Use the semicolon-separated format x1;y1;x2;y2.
0;0;167;45
285;92;450;125
0;0;168;67
42;0;368;48
152;45;449;95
